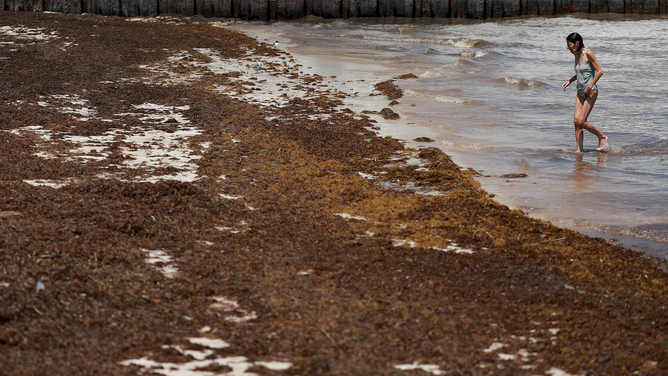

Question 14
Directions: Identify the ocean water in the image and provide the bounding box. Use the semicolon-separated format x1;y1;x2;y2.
228;14;668;259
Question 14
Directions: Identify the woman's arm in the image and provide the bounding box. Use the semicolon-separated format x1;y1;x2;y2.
562;75;576;90
585;49;603;96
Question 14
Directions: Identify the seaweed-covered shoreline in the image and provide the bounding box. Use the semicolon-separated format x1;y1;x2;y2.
1;12;667;375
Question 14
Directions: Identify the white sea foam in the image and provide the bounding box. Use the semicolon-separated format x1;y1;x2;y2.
404;90;474;104
335;213;367;221
545;368;583;376
393;239;418;248
503;77;545;89
186;337;230;349
0;26;58;40
22;179;69;189
15;100;207;184
358;172;378;179
394;363;445;375
482;342;506;352
141;249;178;278
431;244;474;254
209;296;257;323
121;354;291;376
432;95;475;104
461;50;490;58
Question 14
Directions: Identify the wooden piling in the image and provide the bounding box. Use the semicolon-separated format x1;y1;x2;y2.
4;0;668;21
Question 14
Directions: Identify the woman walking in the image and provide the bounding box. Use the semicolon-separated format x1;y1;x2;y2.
562;32;608;152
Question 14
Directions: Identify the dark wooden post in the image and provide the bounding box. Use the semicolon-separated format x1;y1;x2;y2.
207;0;217;16
387;0;397;15
112;0;121;14
141;0;157;16
120;0;130;15
537;0;553;14
607;0;623;10
259;0;268;19
180;0;195;15
421;0;432;15
340;0;348;15
554;0;570;14
204;0;212;15
589;0;607;11
349;0;358;16
287;0;304;19
33;0;44;12
88;0;98;14
221;0;231;16
268;0;276;18
393;0;403;16
628;0;642;12
52;0;63;12
333;0;341;16
572;0;587;12
433;0;447;16
523;0;538;14
377;0;385;15
286;0;295;17
489;0;501;17
405;0;414;16
467;0;484;17
322;0;330;17
369;0;378;15
157;0;168;14
503;0;519;15
276;0;286;17
642;0;659;12
248;0;259;19
231;0;240;17
237;0;249;18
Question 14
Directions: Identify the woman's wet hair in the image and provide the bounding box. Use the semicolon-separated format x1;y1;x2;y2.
566;33;584;50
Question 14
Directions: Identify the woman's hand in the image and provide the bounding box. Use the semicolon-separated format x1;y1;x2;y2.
562;81;571;90
585;86;592;97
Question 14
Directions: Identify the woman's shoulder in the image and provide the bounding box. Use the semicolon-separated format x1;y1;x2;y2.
583;48;596;63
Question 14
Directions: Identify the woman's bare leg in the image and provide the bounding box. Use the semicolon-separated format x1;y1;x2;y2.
573;91;607;152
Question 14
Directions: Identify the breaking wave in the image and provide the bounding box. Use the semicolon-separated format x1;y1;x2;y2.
358;35;487;48
420;59;477;78
500;77;546;89
460;50;492;59
404;90;475;104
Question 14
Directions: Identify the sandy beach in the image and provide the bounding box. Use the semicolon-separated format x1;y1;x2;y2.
0;12;667;375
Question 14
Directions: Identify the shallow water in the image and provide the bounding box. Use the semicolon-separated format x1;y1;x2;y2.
228;14;668;259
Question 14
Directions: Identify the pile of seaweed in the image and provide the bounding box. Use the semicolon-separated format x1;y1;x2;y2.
0;11;666;375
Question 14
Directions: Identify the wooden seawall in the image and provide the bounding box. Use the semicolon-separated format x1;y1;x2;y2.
2;0;666;21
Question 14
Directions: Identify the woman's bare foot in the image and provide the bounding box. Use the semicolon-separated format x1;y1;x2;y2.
596;136;609;151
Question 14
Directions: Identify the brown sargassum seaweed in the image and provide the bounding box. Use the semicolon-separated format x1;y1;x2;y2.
0;12;667;375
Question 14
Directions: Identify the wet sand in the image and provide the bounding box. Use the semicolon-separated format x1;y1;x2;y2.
1;12;667;375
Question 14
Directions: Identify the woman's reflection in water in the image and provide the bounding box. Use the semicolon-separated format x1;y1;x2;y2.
572;153;608;190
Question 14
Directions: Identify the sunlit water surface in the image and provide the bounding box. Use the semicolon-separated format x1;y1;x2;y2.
229;14;668;259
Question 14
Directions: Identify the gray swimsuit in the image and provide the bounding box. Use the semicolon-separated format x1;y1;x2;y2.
574;51;598;97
